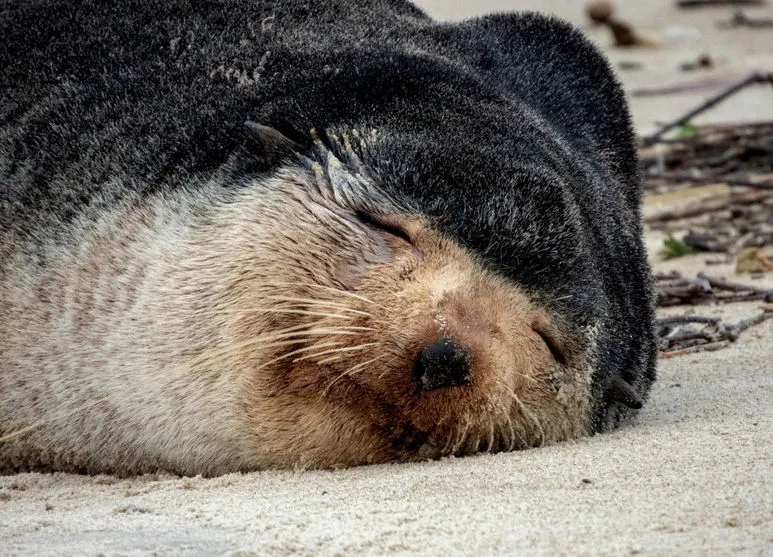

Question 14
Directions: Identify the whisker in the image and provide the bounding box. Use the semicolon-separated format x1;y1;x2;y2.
184;328;372;370
317;354;345;365
376;355;401;380
471;433;481;455
195;308;356;320
293;343;378;363
500;383;545;448
503;407;517;452
193;293;370;317
274;341;345;361
0;396;109;444
281;301;373;318
269;281;380;307
495;379;530;449
274;285;390;313
487;414;495;453
267;327;375;338
250;341;351;375
451;418;470;454
300;305;371;318
442;426;455;454
264;295;373;315
322;354;387;396
513;371;539;385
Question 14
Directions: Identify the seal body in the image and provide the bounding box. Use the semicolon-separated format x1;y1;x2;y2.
0;0;656;476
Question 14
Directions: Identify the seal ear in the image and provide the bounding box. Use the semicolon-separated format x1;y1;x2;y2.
241;121;300;169
605;376;643;409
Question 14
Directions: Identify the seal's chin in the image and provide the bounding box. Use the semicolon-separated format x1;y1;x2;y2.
296;344;591;469
318;342;589;467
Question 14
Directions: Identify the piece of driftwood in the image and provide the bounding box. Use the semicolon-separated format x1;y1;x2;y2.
659;340;731;359
642;126;773;192
643;185;773;227
697;272;773;294
655;270;773;356
649;176;773;190
655;315;721;325
631;76;743;98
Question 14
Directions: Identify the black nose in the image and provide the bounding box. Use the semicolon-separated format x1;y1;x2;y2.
414;338;471;392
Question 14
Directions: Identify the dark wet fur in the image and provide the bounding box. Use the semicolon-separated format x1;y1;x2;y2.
0;0;655;431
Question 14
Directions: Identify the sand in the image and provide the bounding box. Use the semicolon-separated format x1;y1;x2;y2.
2;1;772;555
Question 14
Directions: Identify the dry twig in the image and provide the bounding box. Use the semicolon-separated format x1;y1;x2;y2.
656;272;773;306
655;270;773;356
717;9;773;28
677;0;767;7
643;73;773;144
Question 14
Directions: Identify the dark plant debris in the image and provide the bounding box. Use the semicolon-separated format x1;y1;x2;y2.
655;272;773;356
656;271;773;306
717;9;773;28
639;57;773;358
642;73;773;144
641;119;773;254
677;0;768;8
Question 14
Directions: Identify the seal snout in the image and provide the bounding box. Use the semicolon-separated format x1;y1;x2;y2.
413;337;471;392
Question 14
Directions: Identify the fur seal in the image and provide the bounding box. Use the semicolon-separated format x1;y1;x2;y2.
0;0;656;476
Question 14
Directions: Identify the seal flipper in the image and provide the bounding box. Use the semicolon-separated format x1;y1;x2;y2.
604;376;643;410
241;121;301;170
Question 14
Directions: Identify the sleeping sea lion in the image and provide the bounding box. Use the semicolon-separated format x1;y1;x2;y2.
0;0;656;476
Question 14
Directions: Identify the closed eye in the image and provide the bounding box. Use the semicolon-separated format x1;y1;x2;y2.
354;210;414;245
534;326;567;366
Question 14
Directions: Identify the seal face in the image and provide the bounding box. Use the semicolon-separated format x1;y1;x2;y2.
0;0;655;476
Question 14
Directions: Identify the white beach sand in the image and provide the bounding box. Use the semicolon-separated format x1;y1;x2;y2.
2;1;772;555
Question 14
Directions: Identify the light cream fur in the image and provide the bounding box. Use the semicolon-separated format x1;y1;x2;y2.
0;161;593;476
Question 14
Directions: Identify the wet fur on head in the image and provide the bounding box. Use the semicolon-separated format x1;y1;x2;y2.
0;0;655;475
